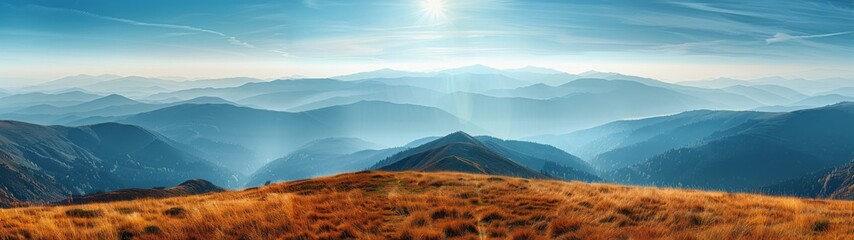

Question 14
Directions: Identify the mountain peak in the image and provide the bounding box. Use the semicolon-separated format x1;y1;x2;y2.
436;131;481;146
88;94;138;105
378;137;549;179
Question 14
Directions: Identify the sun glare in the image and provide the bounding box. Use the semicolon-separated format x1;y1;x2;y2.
421;0;446;22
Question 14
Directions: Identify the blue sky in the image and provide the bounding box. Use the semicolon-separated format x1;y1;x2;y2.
0;0;852;83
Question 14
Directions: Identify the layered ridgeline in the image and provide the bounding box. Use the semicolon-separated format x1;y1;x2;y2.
0;121;238;206
0;92;240;126
528;110;778;171
90;101;484;174
247;132;599;186
370;132;599;181
528;102;854;198
603;102;854;192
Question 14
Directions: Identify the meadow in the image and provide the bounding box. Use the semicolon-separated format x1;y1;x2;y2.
1;171;852;240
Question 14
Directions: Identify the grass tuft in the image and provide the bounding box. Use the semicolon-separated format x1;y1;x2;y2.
64;209;102;218
163;207;187;217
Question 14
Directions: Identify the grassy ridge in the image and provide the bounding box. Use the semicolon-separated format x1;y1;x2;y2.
1;171;852;239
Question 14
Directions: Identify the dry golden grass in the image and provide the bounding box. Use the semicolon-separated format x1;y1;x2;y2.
1;171;853;239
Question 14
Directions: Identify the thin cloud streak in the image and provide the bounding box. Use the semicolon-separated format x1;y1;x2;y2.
766;31;852;44
30;4;255;48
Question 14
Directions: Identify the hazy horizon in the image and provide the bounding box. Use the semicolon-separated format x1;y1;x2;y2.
2;64;853;89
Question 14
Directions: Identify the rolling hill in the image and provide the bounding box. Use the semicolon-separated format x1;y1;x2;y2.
2;171;851;239
0;121;238;206
60;179;225;205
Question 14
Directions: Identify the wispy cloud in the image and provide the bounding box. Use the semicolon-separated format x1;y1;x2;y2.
669;2;765;18
766;32;851;44
30;4;254;48
302;0;319;9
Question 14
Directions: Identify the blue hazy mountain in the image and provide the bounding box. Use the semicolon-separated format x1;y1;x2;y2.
88;101;484;174
750;94;854;112
285;86;445;111
239;81;445;112
353;74;532;93
132;75;769;139
433;80;724;136
792;94;854;107
819;87;854;97
0;121;239;206
0;96;241;126
528;110;775;170
18;74;122;92
679;76;850;94
335;65;577;86
0;91;103;111
720;85;795;105
334;68;430;80
145;78;425;112
486;77;764;109
21;75;266;98
475;136;595;175
749;84;808;100
609;102;854;191
12;94;140;115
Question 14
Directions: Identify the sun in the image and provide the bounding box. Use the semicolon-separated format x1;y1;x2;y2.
422;0;445;15
420;0;447;22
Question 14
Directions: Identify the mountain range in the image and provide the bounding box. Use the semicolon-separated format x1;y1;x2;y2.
2;66;854;204
608;102;854;191
98;101;483;174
